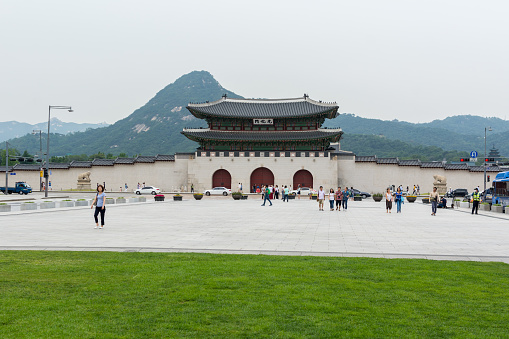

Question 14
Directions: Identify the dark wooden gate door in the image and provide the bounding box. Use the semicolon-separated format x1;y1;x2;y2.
250;167;274;191
293;169;313;189
212;169;231;189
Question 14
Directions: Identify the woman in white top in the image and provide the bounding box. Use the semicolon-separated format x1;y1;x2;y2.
328;188;335;211
385;188;393;213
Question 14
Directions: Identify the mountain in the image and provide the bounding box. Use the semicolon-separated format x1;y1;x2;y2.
323;114;509;155
2;70;507;161
3;71;243;156
421;115;509;136
0;118;109;143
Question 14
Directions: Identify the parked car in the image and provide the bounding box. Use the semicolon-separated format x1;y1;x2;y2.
204;187;231;196
135;186;160;195
0;181;32;195
351;189;371;199
445;188;468;198
290;187;317;196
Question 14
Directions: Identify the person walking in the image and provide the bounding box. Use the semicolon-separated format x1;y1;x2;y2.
342;187;349;210
261;185;272;206
471;187;480;215
429;187;439;216
385;188;393;213
317;186;325;211
328;188;335;211
283;185;289;202
191;184;194;193
335;187;343;211
91;184;106;229
124;183;128;192
394;187;403;213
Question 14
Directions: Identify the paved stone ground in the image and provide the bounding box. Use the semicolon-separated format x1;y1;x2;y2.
1;195;508;263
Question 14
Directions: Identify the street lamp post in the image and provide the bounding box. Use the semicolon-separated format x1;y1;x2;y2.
45;106;73;198
484;126;492;193
33;130;43;191
3;141;10;195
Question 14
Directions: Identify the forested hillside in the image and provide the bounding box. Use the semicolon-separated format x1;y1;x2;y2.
2;71;507;161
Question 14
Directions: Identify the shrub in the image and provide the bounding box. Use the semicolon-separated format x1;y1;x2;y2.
0;203;6;205
77;199;86;201
116;197;125;199
231;192;242;196
193;193;203;196
373;193;383;197
493;204;501;206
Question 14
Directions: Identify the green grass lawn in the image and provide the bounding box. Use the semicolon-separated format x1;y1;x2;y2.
1;251;508;338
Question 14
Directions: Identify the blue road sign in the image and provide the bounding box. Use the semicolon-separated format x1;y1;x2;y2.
470;151;478;158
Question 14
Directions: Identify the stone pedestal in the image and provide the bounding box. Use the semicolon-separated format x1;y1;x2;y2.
77;179;91;190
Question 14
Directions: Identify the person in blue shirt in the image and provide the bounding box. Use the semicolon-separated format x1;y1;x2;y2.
394;187;403;213
91;184;106;229
342;187;349;210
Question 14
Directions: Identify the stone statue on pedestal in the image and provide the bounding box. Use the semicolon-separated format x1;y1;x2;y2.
433;175;447;195
77;171;92;190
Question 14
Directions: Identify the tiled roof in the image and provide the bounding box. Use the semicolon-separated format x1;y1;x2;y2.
398;159;421;166
0;166;13;172
181;129;343;142
187;96;339;119
135;156;156;163
49;163;70;169
92;159;115;166
420;162;444;168
444;163;469;170
114;157;135;164
376;157;399;164
69;161;92;168
355;156;376;162
155;154;175;161
12;164;41;171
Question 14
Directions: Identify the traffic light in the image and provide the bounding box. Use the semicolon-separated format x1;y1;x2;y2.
460;158;469;162
487;175;490;182
485;158;495;162
43;168;49;178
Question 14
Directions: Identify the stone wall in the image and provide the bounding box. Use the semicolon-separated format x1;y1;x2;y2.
3;155;490;194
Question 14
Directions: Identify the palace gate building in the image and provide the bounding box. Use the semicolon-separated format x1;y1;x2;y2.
2;95;499;193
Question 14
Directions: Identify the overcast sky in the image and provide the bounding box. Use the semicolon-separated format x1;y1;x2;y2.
1;0;508;124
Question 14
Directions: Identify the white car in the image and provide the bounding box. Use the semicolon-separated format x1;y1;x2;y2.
289;187;317;196
204;187;231;196
135;186;160;195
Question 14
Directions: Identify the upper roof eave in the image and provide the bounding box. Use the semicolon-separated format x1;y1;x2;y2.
186;96;339;120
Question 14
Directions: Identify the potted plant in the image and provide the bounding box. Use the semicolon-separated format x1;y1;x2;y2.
241;194;248;200
288;193;296;200
232;192;242;200
21;201;37;211
155;194;165;202
354;194;362;201
0;202;11;212
40;201;56;209
193;193;204;200
116;197;127;204
105;197;115;205
372;193;383;202
479;202;491;211
491;204;503;213
75;198;89;207
311;194;317;200
173;194;182;201
422;197;430;204
406;195;417;203
60;199;75;208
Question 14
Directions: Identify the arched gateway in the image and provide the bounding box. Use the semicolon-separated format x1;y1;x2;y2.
250;167;274;192
293;169;313;189
212;169;231;189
